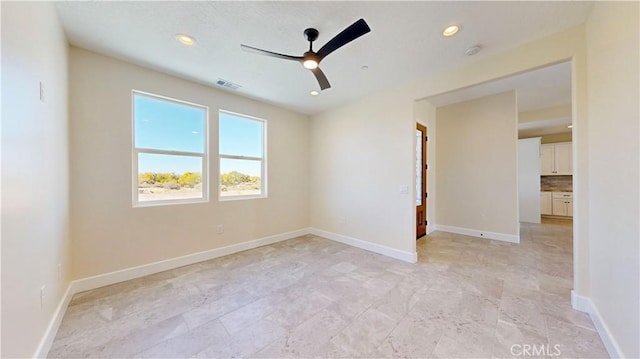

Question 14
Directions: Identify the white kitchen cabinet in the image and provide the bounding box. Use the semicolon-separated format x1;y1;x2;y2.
554;142;572;175
540;145;555;175
540;192;552;215
552;198;569;216
540;142;572;175
551;192;573;217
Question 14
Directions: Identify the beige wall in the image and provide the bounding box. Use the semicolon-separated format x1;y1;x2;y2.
309;91;415;254
586;2;639;357
436;91;519;236
540;133;572;144
519;104;571;123
1;2;72;357
519;104;572;143
69;48;310;278
519;132;572;143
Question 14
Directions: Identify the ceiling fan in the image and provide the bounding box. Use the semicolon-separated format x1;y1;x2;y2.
241;18;371;91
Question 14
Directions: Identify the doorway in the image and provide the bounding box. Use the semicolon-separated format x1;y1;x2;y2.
416;123;427;238
418;62;577;296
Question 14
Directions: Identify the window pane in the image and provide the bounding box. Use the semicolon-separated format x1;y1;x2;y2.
134;94;205;153
220;158;261;197
219;112;263;157
138;153;203;202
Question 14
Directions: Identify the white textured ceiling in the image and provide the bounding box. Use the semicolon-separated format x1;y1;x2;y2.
55;1;592;115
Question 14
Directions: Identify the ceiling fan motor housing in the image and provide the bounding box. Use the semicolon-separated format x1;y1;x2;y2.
304;28;319;43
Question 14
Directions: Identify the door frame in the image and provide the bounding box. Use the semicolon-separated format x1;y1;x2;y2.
416;123;427;238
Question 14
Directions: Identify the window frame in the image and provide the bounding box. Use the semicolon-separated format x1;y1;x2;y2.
132;90;210;207
218;109;268;201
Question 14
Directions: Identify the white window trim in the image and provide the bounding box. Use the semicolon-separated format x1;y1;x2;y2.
132;90;210;207
218;109;267;201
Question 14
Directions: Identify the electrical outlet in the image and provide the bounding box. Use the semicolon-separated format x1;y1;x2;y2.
216;225;224;234
40;285;46;308
338;216;347;224
399;185;409;194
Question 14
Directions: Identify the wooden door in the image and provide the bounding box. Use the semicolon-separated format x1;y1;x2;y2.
416;124;427;238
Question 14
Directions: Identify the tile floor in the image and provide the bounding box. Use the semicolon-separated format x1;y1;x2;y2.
48;219;609;358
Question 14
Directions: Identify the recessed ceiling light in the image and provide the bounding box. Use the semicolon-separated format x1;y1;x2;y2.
310;90;320;96
176;34;196;46
442;25;460;37
568;125;573;128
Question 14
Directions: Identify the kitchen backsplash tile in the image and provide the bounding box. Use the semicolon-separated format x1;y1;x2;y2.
541;175;572;192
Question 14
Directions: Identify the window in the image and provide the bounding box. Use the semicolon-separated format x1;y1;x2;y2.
219;110;266;200
132;91;208;206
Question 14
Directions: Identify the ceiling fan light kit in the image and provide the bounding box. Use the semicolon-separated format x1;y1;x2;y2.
241;18;371;91
303;60;318;69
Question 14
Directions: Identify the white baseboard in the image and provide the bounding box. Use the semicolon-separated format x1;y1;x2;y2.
309;228;417;263
433;224;520;243
33;226;419;357
33;283;74;358
71;227;417;293
32;227;310;358
570;290;590;312
571;291;624;358
72;228;311;293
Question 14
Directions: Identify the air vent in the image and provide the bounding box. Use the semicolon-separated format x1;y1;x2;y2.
215;79;241;90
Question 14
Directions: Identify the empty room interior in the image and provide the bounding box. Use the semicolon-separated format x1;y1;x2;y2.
2;1;639;358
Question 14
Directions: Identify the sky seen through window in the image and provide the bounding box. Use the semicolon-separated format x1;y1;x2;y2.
134;95;262;176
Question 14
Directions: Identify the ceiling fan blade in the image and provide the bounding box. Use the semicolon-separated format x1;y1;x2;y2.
241;44;303;62
311;67;331;90
317;18;371;60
